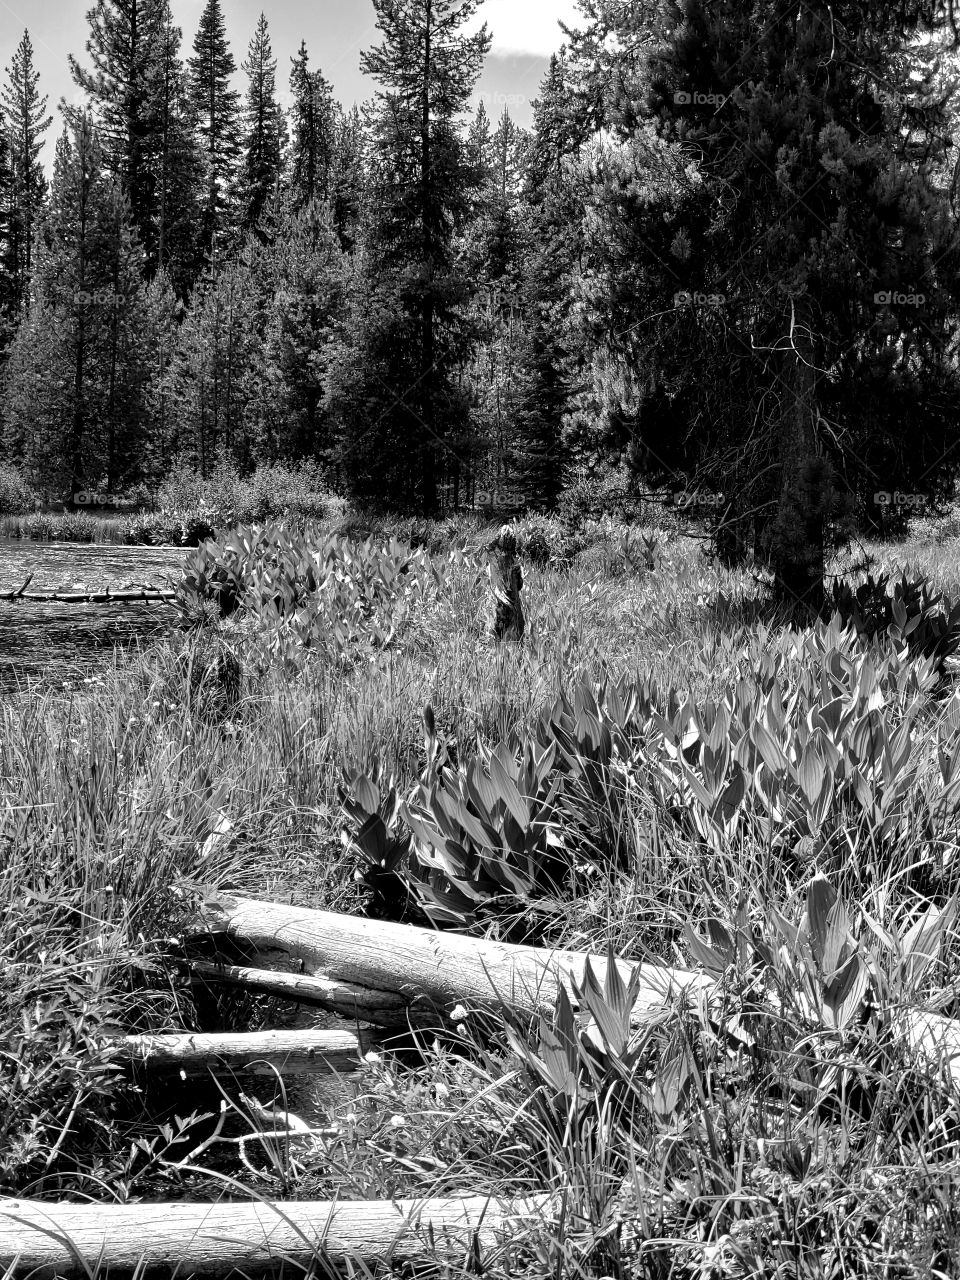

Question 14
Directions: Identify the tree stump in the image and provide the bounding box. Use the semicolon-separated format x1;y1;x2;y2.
490;527;524;642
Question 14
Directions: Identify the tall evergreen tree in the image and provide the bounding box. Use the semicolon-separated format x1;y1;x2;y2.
287;41;336;211
2;114;155;493
329;105;366;250
142;3;205;292
187;0;241;262
574;0;960;606
0;130;15;336
164;259;258;473
244;200;346;461
69;0;167;266
1;31;51;316
342;0;491;513
235;13;286;232
508;52;593;510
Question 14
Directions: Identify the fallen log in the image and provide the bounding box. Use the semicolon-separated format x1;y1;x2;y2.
188;898;960;1085
114;1027;387;1076
189;895;713;1028
0;1194;549;1278
189;959;413;1026
0;585;176;604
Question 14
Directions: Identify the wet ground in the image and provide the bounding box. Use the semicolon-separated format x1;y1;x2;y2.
0;542;187;690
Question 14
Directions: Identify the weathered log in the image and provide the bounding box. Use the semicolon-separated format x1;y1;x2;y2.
0;1194;549;1278
0;586;176;604
189;959;413;1026
187;899;960;1085
114;1028;386;1076
189;896;713;1028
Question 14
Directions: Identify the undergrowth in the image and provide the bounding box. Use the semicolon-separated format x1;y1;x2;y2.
5;514;960;1275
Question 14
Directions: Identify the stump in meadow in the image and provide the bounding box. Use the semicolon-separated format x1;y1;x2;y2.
490;526;524;642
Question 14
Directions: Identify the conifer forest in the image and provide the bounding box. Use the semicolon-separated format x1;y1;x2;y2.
10;2;960;1277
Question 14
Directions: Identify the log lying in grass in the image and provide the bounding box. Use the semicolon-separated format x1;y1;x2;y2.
188;898;960;1085
0;1194;549;1278
189;959;413;1026
189;895;714;1028
0;585;177;604
115;1027;387;1076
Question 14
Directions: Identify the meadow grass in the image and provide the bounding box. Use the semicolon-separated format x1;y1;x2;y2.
5;515;960;1276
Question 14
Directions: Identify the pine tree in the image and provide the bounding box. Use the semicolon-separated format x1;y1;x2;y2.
344;0;492;513
164;259;258;473
329;105;366;250
2;114;156;493
287;41;336;211
235;13;286;232
575;0;960;607
187;0;241;262
245;200;346;461
69;0;167;266
142;4;205;292
0;129;15;336
1;30;51;316
507;53;591;510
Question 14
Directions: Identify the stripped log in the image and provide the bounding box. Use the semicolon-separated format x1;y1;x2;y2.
0;1194;549;1278
0;584;176;604
114;1027;387;1076
187;899;960;1085
189;959;412;1026
188;895;713;1028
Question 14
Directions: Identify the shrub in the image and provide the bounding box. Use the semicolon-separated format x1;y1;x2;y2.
0;463;41;515
555;464;643;528
825;569;960;674
342;616;960;936
176;522;487;668
155;459;343;526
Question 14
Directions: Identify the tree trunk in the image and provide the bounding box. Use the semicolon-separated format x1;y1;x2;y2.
767;302;827;612
188;896;713;1028
114;1027;385;1076
0;1194;549;1278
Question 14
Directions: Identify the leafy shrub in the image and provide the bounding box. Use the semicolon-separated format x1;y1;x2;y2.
0;463;40;515
342;616;960;934
555;464;643;529
177;522;486;668
825;570;960;674
155;459;342;526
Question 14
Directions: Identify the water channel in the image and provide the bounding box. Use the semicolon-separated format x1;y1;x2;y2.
0;542;186;689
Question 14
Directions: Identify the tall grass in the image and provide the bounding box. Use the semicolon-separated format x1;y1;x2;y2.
5;517;960;1274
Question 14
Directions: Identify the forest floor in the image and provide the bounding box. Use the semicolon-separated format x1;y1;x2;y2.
5;510;960;1277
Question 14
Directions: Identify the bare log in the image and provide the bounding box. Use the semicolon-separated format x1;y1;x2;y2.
186;899;960;1085
189;896;713;1027
0;1194;549;1278
0;586;176;604
114;1028;387;1076
189;959;412;1026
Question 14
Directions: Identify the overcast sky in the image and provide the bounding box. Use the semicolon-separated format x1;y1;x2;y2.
0;0;582;171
